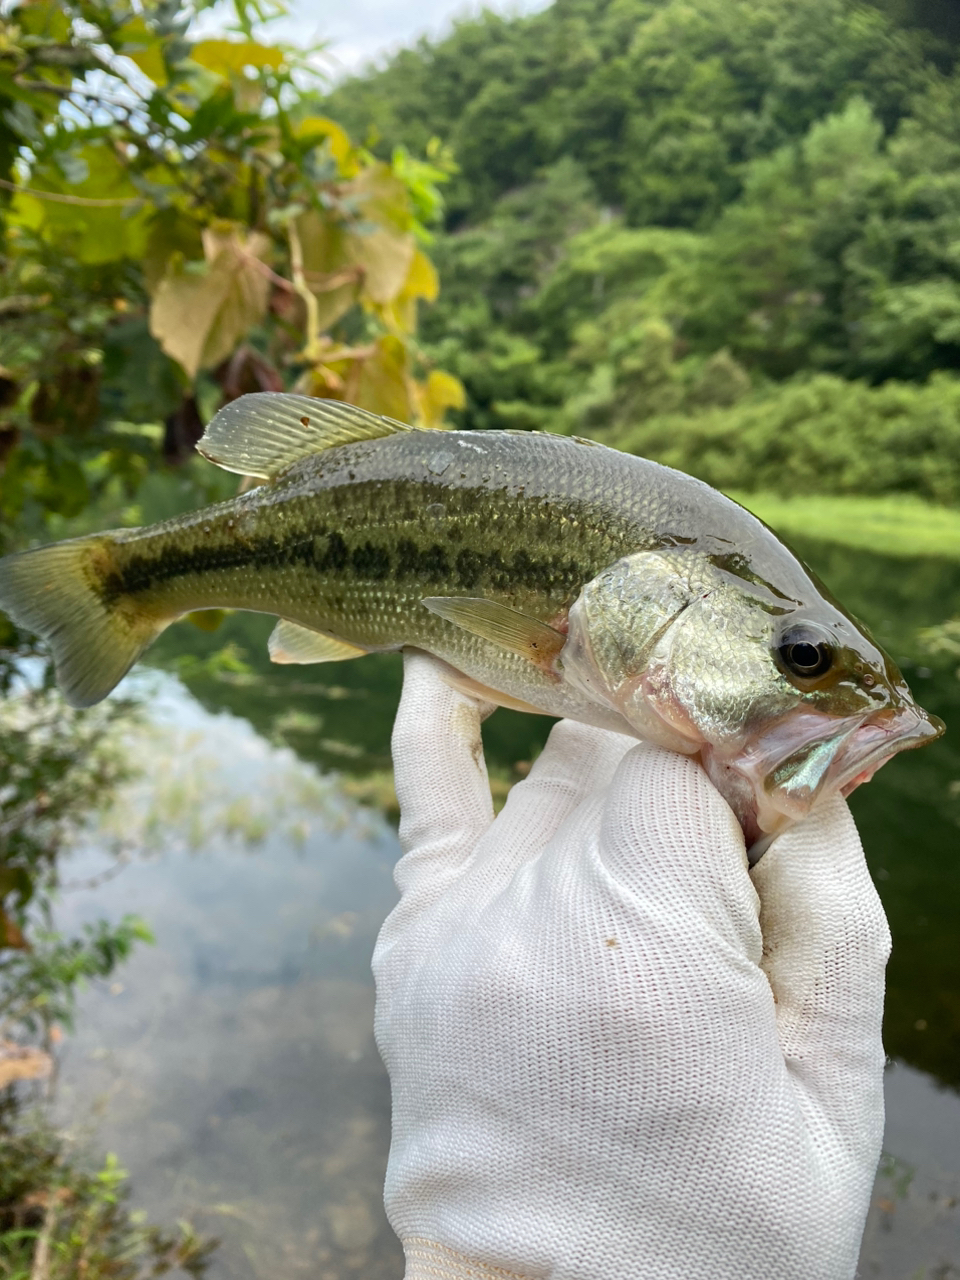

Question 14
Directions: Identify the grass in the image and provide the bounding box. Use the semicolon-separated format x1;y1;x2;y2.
726;492;960;561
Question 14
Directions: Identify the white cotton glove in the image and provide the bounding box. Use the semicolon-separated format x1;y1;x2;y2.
373;651;891;1280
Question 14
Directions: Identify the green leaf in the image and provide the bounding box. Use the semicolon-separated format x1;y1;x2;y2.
9;147;149;264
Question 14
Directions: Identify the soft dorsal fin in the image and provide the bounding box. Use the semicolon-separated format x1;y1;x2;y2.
421;597;566;670
268;619;368;665
197;392;412;479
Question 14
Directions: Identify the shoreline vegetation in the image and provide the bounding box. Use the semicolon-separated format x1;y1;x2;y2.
730;492;960;561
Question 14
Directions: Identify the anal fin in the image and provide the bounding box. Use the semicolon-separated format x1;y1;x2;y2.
269;619;368;665
421;597;565;670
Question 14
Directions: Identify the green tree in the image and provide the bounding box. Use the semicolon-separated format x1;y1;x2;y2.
326;0;935;228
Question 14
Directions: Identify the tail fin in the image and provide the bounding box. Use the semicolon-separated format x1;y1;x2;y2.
0;533;165;708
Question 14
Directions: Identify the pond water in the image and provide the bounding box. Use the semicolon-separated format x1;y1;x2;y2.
51;534;960;1279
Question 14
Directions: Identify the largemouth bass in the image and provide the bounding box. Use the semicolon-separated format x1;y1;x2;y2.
0;392;943;854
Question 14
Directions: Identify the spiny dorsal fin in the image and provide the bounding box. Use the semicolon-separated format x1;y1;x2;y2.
197;393;412;479
268;619;368;665
421;597;566;669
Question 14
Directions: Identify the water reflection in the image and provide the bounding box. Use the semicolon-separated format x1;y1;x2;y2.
55;685;403;1279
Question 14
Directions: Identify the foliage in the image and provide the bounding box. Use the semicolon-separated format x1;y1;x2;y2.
0;5;461;1273
920;617;960;668
1;918;152;1038
328;0;960;488
729;492;960;562
0;1125;215;1279
0;651;137;938
0;0;460;551
0;660;178;1271
325;0;940;228
608;372;960;504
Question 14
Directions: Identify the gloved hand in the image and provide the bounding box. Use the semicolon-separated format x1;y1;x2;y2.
373;650;890;1280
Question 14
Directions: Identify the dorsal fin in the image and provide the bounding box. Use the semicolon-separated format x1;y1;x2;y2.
268;619;368;665
196;393;412;479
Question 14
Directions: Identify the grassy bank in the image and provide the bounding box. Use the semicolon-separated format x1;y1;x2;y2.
728;493;960;562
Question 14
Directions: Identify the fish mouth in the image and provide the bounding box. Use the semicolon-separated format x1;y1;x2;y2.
835;706;944;797
703;701;944;851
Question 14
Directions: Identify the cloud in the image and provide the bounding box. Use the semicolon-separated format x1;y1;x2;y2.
194;0;550;79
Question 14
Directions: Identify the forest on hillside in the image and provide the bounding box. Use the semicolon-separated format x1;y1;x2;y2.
327;0;960;503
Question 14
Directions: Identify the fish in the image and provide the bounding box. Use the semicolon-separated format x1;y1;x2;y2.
0;392;944;856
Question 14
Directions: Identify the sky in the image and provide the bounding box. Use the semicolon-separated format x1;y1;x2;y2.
200;0;550;80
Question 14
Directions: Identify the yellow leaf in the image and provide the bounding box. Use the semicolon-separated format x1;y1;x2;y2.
404;247;439;303
190;39;285;76
187;609;228;632
296;116;353;169
342;163;416;305
348;162;412;234
346;226;415;305
128;45;168;86
149;230;271;380
415;369;466;428
385;246;440;331
353;335;413;421
294;210;359;331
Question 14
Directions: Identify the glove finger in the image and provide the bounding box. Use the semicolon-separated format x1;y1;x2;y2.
751;796;889;1166
473;719;637;877
598;743;761;959
390;649;495;900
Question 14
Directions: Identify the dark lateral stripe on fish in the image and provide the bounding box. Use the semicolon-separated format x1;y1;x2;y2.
100;530;590;603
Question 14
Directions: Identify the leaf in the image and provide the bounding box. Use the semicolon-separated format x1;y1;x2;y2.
347;226;415;305
351;334;413;420
404;247;439;304
187;609;228;632
348;163;412;235
386;246;440;330
10;147;150;264
296;116;353;169
295;210;358;331
0;1041;52;1087
190;39;285;76
344;164;415;304
16;0;70;41
118;15;168;86
149;230;271;380
0;866;33;906
142;208;205;293
415;369;466;427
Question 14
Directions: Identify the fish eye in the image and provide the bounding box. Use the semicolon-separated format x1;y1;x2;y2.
777;628;834;679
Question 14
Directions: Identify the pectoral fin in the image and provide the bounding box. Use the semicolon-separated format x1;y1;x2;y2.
269;619;367;665
421;597;565;670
